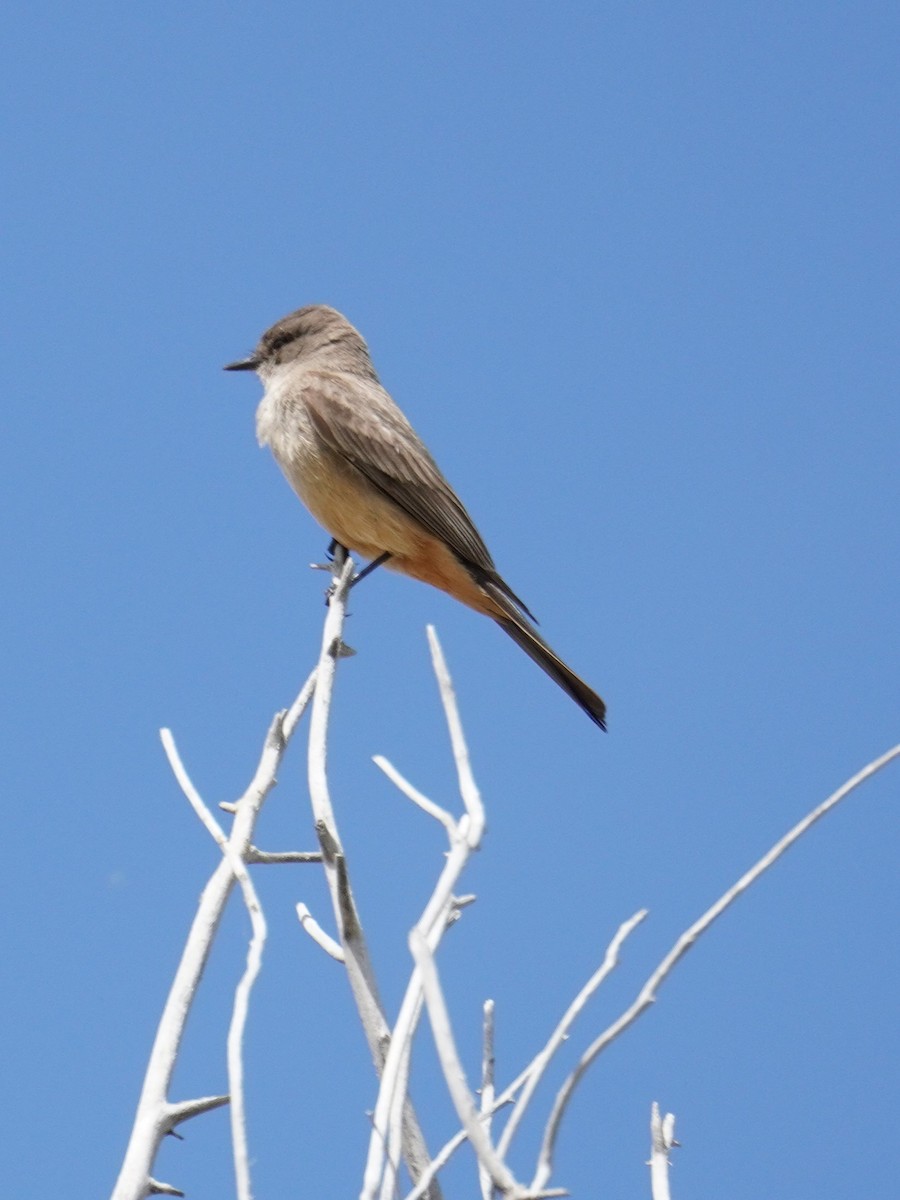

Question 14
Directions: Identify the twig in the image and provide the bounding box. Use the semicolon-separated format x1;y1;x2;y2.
427;626;484;839
159;730;269;1200
379;1038;414;1200
648;1103;677;1200
111;682;315;1200
373;755;457;835
307;554;441;1199
410;930;521;1196
363;633;486;1200
248;849;322;864
498;910;647;1159
405;913;647;1196
532;743;900;1192
296;903;345;962
480;1001;496;1200
403;1081;525;1200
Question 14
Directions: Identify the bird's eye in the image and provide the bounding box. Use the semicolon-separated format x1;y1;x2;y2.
267;330;295;354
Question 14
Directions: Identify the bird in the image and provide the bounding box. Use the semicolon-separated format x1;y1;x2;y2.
225;305;606;729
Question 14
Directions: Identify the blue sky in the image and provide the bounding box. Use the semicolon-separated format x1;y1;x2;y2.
2;3;898;1197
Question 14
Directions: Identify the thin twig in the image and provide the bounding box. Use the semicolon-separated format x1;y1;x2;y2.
283;667;319;740
498;910;647;1159
111;686;314;1200
226;872;266;1200
532;743;900;1192
406;913;647;1196
410;930;521;1196
427;626;484;841
248;849;322;864
165;1095;230;1127
363;634;486;1200
307;555;441;1200
373;755;457;835
159;730;269;1200
379;1038;414;1200
480;1000;496;1200
403;1088;523;1200
296;903;345;962
648;1103;677;1200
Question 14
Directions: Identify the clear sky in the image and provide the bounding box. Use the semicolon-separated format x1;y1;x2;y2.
2;3;898;1197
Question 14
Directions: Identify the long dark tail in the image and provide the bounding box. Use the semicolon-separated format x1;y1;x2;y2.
491;603;607;731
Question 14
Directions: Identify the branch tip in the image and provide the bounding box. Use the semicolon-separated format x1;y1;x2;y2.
148;1179;185;1197
296;903;345;962
166;1094;230;1129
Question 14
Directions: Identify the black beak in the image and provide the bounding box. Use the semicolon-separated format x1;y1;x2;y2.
223;356;259;372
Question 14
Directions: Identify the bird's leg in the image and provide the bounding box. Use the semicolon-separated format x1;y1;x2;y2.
350;551;392;589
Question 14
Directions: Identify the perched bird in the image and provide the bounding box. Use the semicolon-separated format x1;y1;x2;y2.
225;305;606;729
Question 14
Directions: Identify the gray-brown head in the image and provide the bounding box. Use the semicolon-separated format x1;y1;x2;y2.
224;305;377;381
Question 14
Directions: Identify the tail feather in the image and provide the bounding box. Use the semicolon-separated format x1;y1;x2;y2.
494;612;607;731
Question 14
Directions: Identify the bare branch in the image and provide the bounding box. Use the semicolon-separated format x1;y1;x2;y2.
296;902;345;962
226;865;267;1200
364;637;486;1200
165;1095;230;1129
148;1179;184;1197
410;930;522;1196
427;626;484;842
306;554;441;1199
498;910;647;1159
373;754;457;836
410;912;647;1193
648;1103;677;1200
161;729;228;846
532;743;900;1192
480;1000;497;1200
379;1038;414;1200
159;729;269;1200
111;693;312;1200
404;1083;523;1200
283;665;319;741
248;848;323;864
404;1127;472;1200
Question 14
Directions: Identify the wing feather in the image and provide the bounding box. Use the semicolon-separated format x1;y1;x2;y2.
302;373;535;619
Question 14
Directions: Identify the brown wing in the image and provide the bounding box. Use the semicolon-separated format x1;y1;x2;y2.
302;372;536;619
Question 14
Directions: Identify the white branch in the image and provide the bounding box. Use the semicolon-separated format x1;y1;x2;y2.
159;730;269;1200
406;912;647;1195
648;1102;677;1200
296;902;345;962
226;863;267;1200
307;556;441;1200
427;626;484;841
479;1000;497;1200
165;1095;230;1126
147;1178;184;1196
405;1015;571;1197
373;755;457;835
248;848;322;864
532;742;900;1192
498;910;647;1159
364;633;487;1200
410;930;522;1197
379;1038;414;1200
111;678;315;1200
